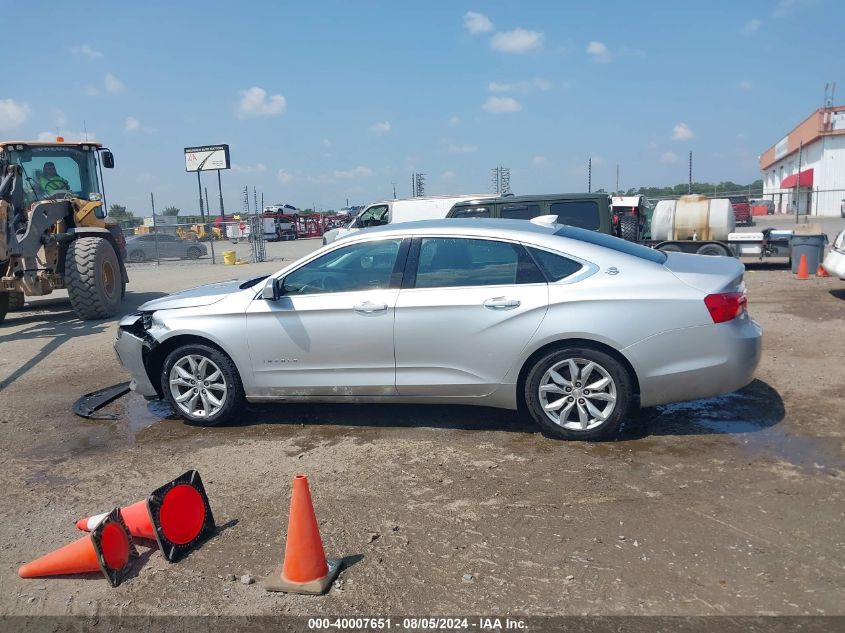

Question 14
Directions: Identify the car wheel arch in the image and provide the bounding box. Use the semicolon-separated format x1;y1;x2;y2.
515;338;641;412
143;334;242;398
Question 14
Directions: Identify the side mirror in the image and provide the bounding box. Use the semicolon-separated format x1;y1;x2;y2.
262;277;279;301
101;151;115;169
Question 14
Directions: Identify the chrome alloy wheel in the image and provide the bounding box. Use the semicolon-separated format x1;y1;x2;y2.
538;358;617;431
169;354;228;418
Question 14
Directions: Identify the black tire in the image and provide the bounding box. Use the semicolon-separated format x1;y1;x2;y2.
695;243;729;256
160;343;244;427
65;237;123;320
657;243;683;253
0;292;8;324
129;249;146;263
619;215;640;242
186;246;202;260
523;346;632;440
7;290;25;311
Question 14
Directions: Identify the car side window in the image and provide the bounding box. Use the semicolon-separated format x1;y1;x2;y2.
356;205;389;228
282;238;403;296
450;205;492;219
550;200;600;230
414;238;544;288
527;247;583;281
501;204;542;220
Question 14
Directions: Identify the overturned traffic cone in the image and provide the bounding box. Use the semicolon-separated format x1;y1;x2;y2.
817;264;831;277
796;254;809;280
264;474;341;594
20;508;137;587
75;470;215;563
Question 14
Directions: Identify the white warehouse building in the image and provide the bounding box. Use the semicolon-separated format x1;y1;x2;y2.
760;105;845;217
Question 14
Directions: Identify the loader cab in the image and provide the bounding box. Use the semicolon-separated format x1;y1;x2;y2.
0;142;114;217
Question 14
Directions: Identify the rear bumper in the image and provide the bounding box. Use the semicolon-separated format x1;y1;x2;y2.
624;316;762;408
822;248;845;279
114;326;159;398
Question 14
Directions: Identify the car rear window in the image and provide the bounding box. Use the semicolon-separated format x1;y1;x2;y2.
550;200;600;230
554;225;667;264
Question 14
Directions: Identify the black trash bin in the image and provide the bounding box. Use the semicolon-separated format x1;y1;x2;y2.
790;234;827;273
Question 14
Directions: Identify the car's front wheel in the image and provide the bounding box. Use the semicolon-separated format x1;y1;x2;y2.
524;346;632;440
161;344;244;426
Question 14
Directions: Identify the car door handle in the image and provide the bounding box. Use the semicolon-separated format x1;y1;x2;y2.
483;297;521;310
353;301;388;313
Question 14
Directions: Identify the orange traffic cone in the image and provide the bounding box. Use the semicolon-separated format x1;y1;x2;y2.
817;264;830;277
264;474;341;594
19;508;137;587
75;470;215;563
796;254;809;279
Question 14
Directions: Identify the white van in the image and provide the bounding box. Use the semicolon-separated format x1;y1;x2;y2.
322;194;494;245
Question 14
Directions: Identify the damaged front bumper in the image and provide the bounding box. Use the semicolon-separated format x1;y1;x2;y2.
114;314;160;398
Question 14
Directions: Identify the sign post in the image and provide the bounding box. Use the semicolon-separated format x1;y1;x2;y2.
185;144;231;264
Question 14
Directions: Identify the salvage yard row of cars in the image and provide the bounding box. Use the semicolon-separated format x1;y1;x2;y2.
115;218;762;440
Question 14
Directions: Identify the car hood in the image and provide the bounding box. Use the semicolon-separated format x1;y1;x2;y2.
139;279;251;311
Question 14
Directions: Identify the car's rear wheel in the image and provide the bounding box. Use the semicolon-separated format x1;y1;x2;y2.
696;243;730;256
524;346;632;440
161;344;244;426
129;249;146;263
186;246;202;259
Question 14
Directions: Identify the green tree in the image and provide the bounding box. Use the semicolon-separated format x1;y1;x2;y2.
108;204;133;220
162;206;180;216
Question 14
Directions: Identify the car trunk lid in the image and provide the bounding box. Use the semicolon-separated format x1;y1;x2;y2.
662;251;745;294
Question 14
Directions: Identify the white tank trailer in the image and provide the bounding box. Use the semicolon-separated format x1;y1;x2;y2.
648;195;793;261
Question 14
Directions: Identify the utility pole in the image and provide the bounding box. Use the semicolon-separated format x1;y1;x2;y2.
688;151;693;194
253;187;258;217
204;186;210;218
795;141;803;224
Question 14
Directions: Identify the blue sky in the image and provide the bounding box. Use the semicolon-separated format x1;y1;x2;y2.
2;0;842;215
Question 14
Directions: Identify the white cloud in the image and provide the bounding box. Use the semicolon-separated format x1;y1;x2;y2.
672;122;695;141
660;151;679;164
334;165;374;179
738;80;753;91
441;170;456;180
483;96;522;114
369;121;391;136
125;116;140;132
37;130;97;142
742;18;762;33
490;29;544;54
277;169;294;184
322;138;332;147
773;0;816;18
532;155;546;166
238;86;287;118
449;115;461;127
232;163;268;174
71;44;103;59
104;73;126;94
488;78;553;93
84;86;101;97
0;98;31;131
586;41;612;63
464;11;494;34
447;143;478;154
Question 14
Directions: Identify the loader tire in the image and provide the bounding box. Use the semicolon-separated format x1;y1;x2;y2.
0;292;8;324
65;237;123;320
7;291;25;311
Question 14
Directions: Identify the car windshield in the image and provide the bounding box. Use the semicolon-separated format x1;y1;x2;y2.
6;145;100;206
555;225;667;264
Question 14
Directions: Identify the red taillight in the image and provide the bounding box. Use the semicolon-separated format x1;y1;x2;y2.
704;292;747;324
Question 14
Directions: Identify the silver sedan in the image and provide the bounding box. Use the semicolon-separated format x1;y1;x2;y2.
114;218;762;440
